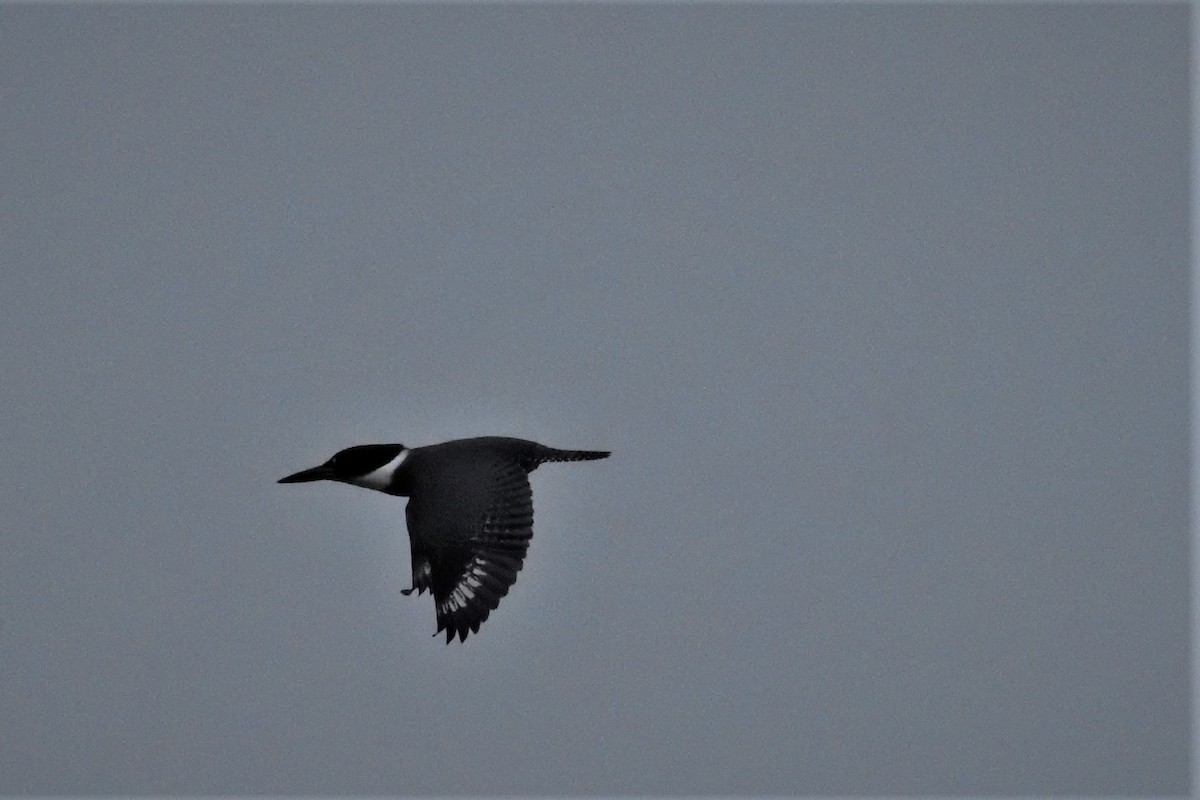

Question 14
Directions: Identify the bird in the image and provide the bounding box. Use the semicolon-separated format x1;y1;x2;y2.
278;436;609;643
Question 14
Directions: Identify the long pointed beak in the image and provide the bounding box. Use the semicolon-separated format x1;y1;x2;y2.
278;464;334;484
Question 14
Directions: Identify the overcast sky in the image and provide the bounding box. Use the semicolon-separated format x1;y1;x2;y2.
0;4;1189;796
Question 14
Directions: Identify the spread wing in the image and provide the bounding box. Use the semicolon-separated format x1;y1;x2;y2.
404;458;534;643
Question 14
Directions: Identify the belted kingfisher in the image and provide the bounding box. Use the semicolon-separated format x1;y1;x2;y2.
279;436;609;643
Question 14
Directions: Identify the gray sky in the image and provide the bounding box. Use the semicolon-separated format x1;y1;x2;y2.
0;4;1189;796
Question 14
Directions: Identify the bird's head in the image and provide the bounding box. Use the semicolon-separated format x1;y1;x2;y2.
279;443;409;492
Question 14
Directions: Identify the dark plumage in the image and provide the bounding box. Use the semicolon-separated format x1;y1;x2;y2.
279;436;609;642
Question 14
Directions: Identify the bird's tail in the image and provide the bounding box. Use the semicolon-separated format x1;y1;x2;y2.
537;447;611;464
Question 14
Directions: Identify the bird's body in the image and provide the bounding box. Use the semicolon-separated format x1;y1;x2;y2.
279;436;609;642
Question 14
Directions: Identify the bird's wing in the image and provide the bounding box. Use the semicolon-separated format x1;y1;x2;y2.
401;506;433;597
405;458;534;643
